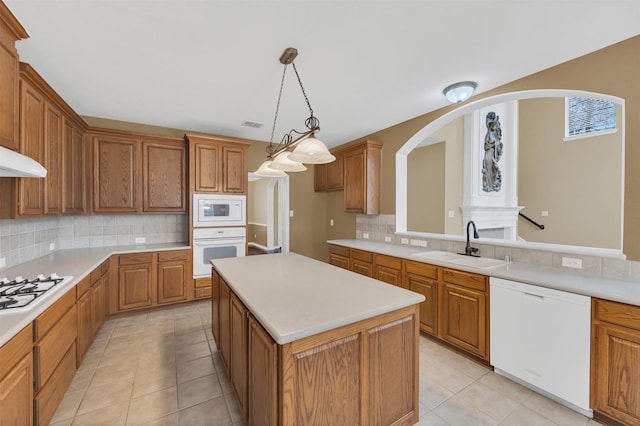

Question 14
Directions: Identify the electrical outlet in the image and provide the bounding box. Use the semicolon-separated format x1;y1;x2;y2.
410;239;420;246
401;238;409;245
363;233;369;239
448;210;455;218
418;240;427;247
541;211;549;217
289;210;294;217
562;257;582;269
135;237;146;244
330;219;334;226
384;236;392;242
0;257;5;268
49;242;55;251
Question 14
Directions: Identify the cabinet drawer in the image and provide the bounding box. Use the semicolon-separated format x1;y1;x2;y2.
593;298;640;331
34;342;76;426
34;304;77;390
442;268;486;292
76;275;91;298
90;260;109;283
0;325;32;380
33;289;76;341
195;287;212;299
374;254;402;270
351;248;373;263
119;252;154;265
404;260;438;280
195;277;211;288
158;249;189;262
329;244;350;258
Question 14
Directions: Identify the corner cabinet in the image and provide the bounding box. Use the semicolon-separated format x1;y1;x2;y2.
591;299;640;425
0;3;28;150
185;133;250;195
87;129;186;214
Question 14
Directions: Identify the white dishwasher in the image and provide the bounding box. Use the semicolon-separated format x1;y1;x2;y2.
490;277;592;417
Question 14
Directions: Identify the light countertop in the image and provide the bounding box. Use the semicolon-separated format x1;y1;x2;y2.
328;239;640;307
210;252;425;345
0;242;190;346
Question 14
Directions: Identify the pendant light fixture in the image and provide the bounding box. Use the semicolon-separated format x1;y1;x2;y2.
443;81;478;103
253;47;335;177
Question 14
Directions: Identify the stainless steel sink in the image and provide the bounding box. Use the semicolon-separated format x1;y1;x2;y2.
411;250;509;269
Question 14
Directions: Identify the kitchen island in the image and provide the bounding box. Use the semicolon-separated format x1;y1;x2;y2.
210;252;425;426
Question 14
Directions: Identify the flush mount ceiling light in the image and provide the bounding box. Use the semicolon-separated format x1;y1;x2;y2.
443;81;478;103
253;47;335;177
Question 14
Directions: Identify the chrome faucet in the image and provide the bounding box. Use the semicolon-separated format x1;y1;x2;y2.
464;220;480;257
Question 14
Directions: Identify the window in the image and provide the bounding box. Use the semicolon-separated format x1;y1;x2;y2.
566;97;617;138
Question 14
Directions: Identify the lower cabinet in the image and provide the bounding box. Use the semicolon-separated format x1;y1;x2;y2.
194;277;212;300
247;315;277;426
373;254;403;287
328;244;349;270
404;260;439;336
0;326;33;426
76;276;93;364
591;298;640;425
218;277;231;371
230;292;248;418
350;248;373;277
116;250;190;313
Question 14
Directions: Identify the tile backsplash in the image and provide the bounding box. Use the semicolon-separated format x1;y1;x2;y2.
0;215;188;271
356;214;640;282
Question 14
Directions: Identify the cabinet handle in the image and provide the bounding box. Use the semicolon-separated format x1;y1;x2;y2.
524;292;544;300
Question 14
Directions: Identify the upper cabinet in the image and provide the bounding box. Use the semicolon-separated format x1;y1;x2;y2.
314;154;344;192
185;133;249;195
87;129;187;214
342;140;382;215
0;63;87;219
0;3;28;150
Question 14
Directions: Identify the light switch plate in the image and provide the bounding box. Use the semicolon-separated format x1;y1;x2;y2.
401;238;409;245
562;257;582;269
135;237;146;244
363;233;369;239
0;257;5;268
384;236;392;242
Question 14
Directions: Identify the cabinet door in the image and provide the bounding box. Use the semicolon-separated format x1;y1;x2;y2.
329;253;349;270
440;282;487;359
326;155;343;191
157;260;188;304
222;146;246;194
351;259;373;277
592;324;640;425
44;101;63;214
212;272;220;345
92;136;139;213
406;273;438;335
314;163;327;192
230;293;248;420
118;263;153;311
18;79;45;216
0;355;33;426
142;140;187;212
76;289;92;364
218;278;231;370
62;121;85;214
374;255;403;287
0;38;20;150
343;148;366;213
248;315;277;426
193;142;220;193
91;277;106;335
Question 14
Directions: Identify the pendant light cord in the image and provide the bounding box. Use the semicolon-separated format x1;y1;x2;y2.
292;62;319;130
269;64;288;148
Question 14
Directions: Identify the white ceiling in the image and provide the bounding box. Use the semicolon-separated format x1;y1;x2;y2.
5;0;640;148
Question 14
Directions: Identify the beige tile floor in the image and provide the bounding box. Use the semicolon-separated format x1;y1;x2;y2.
50;300;602;426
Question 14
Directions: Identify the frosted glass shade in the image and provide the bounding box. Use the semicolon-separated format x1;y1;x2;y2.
254;160;288;177
269;151;307;172
288;136;336;164
443;81;477;103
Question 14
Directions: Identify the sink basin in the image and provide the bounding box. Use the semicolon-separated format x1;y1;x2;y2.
411;251;464;261
411;250;509;269
449;256;509;269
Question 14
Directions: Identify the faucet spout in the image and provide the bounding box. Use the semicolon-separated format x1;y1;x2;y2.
465;221;480;257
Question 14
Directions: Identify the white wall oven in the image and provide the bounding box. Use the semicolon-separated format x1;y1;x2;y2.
192;227;246;278
193;194;245;227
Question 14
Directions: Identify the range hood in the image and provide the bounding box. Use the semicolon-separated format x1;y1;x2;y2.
0;146;47;178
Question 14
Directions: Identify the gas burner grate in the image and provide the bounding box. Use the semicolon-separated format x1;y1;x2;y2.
0;274;70;310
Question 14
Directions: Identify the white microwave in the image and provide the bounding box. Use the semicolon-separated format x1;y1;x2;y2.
193;194;246;227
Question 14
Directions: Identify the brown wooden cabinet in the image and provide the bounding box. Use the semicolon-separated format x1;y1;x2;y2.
142;139;187;213
218;277;231;371
88;130;186;214
117;252;154;311
247;315;277;426
314;154;344;192
186;133;250;195
0;3;28;150
350;248;373;277
328;244;350;270
44;101;63;214
33;290;77;425
591;298;640;425
230;292;248;420
194;277;212;300
374;254;403;287
404;260;439;336
62;119;85;214
439;268;488;360
0;325;32;426
342;140;382;214
157;250;189;305
75;276;92;365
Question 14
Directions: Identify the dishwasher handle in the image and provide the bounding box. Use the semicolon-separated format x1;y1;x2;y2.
524;292;544;300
